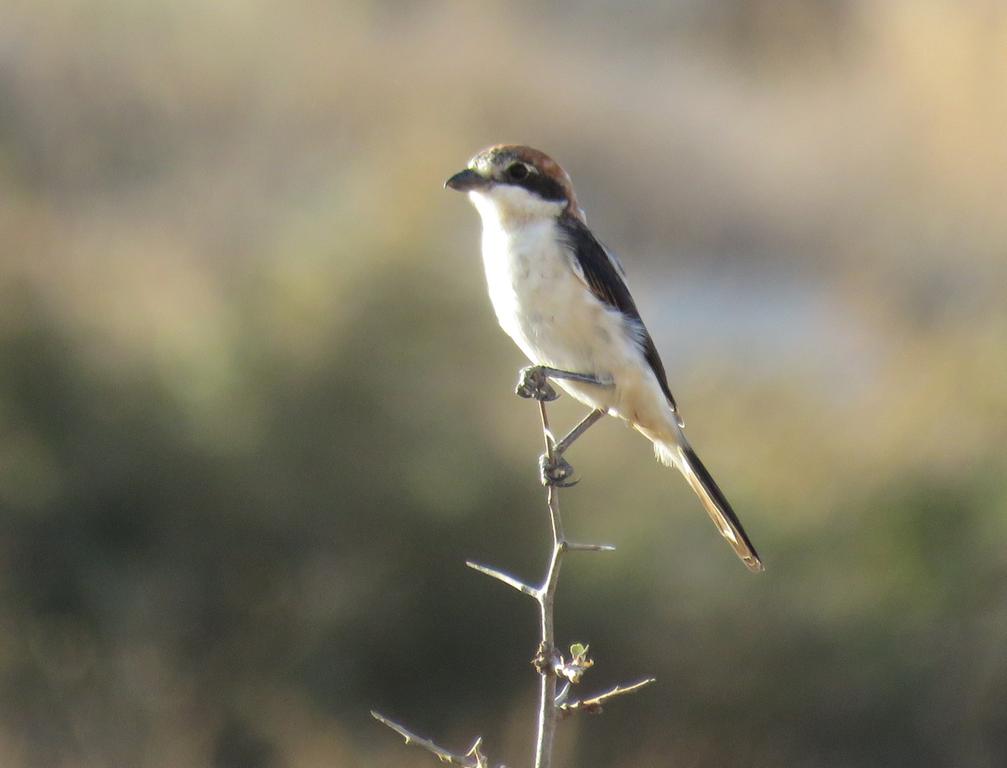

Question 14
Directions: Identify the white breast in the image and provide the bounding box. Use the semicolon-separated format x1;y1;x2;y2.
466;184;680;440
470;189;641;408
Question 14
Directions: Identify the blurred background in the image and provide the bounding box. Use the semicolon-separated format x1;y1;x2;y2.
2;1;1006;766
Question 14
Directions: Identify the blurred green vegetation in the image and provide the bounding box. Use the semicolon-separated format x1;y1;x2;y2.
1;1;1006;766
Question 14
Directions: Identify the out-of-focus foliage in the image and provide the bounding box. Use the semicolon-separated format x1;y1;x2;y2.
1;1;1006;766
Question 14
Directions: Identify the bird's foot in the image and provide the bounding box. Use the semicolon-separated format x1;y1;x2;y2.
540;453;578;487
516;366;559;402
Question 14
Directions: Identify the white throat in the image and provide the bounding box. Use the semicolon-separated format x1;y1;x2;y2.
468;185;565;233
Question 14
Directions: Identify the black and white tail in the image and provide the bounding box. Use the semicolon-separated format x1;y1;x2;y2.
653;434;764;572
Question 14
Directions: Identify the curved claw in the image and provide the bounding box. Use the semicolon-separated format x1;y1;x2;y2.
539;454;578;487
516;366;559;402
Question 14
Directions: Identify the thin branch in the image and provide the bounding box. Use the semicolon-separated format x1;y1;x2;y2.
538;401;555;461
558;678;657;716
465;560;539;598
533;400;564;768
375;365;655;768
370;711;497;768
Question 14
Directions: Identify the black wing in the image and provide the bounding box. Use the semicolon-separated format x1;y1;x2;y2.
557;213;677;412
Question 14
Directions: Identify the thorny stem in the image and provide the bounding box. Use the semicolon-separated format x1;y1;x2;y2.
558;678;657;717
528;375;625;768
535;400;564;768
374;366;651;768
369;711;496;768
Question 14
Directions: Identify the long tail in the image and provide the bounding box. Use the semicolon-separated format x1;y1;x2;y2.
654;436;764;573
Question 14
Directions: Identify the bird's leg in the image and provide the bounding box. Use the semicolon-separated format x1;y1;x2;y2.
515;365;612;402
538;409;606;487
514;366;612;487
554;408;606;456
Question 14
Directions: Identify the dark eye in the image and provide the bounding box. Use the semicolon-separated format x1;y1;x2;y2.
506;163;529;180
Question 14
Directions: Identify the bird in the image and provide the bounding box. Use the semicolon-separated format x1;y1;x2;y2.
445;145;763;573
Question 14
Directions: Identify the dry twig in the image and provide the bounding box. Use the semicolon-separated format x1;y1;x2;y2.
370;711;500;768
557;678;657;717
373;365;654;768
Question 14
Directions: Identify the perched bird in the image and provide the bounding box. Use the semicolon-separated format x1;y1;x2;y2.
445;145;763;572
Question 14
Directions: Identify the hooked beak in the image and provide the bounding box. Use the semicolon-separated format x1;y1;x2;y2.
444;168;490;192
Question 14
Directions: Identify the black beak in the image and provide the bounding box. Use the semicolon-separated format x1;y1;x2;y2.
444;168;489;192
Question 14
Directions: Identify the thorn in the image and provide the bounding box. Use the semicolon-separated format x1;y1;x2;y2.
565;542;616;552
466;561;539;598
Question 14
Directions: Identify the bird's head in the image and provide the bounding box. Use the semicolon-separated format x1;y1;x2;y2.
445;145;585;226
